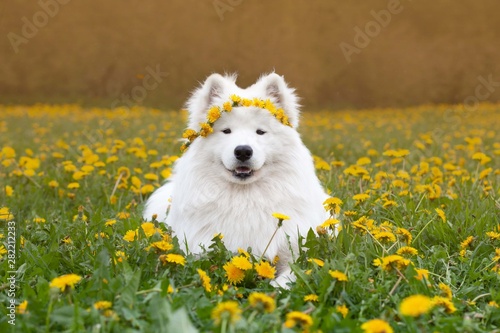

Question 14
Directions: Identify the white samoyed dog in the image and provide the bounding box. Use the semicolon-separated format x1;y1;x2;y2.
143;73;330;287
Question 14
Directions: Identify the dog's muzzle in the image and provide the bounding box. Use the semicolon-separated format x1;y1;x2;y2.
232;166;254;179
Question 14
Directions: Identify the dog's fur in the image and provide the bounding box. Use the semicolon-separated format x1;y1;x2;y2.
143;73;329;287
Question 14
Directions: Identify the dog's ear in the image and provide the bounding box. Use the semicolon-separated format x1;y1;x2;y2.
259;73;301;127
186;74;235;129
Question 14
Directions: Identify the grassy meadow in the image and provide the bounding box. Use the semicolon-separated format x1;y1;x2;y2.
0;104;499;332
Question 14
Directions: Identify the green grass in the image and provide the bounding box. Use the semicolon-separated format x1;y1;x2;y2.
0;104;499;332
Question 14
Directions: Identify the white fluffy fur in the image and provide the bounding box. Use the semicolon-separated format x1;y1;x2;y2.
143;73;329;287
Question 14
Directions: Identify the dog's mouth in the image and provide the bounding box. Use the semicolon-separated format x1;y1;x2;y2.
231;166;254;180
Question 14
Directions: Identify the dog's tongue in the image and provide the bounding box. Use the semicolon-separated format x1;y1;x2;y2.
235;166;251;174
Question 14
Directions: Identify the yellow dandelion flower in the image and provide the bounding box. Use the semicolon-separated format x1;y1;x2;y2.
1;146;16;158
223;262;245;284
396;227;412;244
17;300;28;314
48;180;59;188
222;102;232;112
72;171;86;181
329;270;348;281
399;294;433;317
353;193;370;203
460;236;474;249
374;231;396;243
357;157;371;165
230;94;241;103
435;208;446;223
197;268;212;292
479;168;492;180
304;294;319;302
5;185;13;197
237;248;250;257
63;163;77;172
144;173;158;181
438;282;453;299
373;255;411;272
131;176;141;188
123;229;138;242
49;274;82;292
67;182;80;189
344;164;369;177
432;296;456;313
182;128;198;142
331;160;346;167
323;197;343;214
211;301;241;325
493;248;500;262
151;240;173;252
284;311;313;329
140;184;155;195
352;216;375;233
308;258;325;267
206;106;222;123
252;98;265;108
105;219;116;227
486;231;500;240
116;211;130;219
248;292;276;313
160;253;185;266
415;268;429;281
199;123;213;137
361;319;393;333
314;156;331;171
488;301;499;308
383;149;410;158
320;218;340;229
272;212;290;220
94;301;112;310
336;304;349;318
382;200;398;208
231;256;252;270
141;222;156;237
472;152;491;164
396;246;419;256
32;217;46;223
264;99;277;113
242;98;252;107
255;261;276;279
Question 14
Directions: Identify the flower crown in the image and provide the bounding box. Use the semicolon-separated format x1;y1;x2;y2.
180;94;292;152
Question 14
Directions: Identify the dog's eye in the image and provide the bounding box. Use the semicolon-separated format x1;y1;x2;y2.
256;129;266;135
222;128;231;134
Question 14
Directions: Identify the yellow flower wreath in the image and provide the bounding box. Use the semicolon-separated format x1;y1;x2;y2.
180;95;291;152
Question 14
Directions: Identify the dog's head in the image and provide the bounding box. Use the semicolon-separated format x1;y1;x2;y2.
185;73;301;184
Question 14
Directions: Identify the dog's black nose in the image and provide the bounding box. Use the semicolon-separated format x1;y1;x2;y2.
234;145;253;162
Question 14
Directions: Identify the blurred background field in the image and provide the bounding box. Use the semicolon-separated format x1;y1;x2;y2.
2;0;500;109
